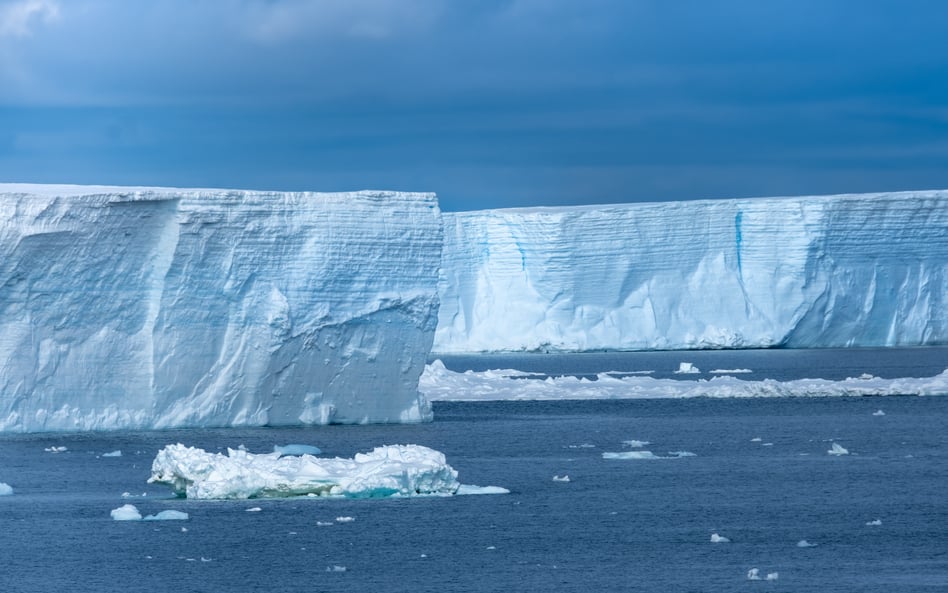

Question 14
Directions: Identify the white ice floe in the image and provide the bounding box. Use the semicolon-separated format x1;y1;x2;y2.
750;437;763;442
797;540;817;547
273;444;322;457
552;475;571;482
0;482;12;496
144;510;189;521
335;516;355;523
149;443;502;500
111;504;142;521
747;568;778;581
623;440;650;448
866;519;883;526
710;533;730;543
102;450;122;457
327;565;347;573
316;521;334;526
828;442;849;456
602;450;696;460
710;368;752;374
246;507;262;512
674;362;701;374
873;409;886;416
44;446;67;453
421;360;948;401
456;485;510;495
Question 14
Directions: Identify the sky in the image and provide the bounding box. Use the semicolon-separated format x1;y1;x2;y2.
1;0;947;211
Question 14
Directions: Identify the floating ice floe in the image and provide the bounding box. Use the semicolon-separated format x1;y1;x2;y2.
827;443;849;456
750;437;763;442
101;450;122;458
421;360;948;401
552;475;571;482
246;507;262;512
44;446;67;453
273;444;322;457
623;440;650;448
747;568;778;581
0;482;12;496
111;504;143;521
866;519;883;526
797;540;817;547
327;565;347;573
873;410;886;416
710;368;752;374
149;443;505;500
674;362;701;374
144;510;189;521
335;516;355;523
602;450;696;460
710;533;730;543
456;485;510;495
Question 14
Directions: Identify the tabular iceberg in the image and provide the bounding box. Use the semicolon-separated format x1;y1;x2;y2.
0;184;442;432
435;190;948;352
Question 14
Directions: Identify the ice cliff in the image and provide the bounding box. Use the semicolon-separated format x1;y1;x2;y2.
435;190;948;353
0;184;441;432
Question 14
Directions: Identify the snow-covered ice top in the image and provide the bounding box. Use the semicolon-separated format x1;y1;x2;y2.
421;360;948;400
435;190;948;352
0;184;442;432
149;443;463;499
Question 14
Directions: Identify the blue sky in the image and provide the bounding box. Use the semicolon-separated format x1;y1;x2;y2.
2;0;947;211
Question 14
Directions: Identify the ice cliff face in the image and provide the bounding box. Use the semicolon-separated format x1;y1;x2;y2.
0;184;441;432
435;190;948;353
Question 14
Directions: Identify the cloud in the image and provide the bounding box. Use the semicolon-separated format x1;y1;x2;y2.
0;0;59;38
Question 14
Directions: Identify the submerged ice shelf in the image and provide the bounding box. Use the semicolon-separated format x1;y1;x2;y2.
420;360;948;400
435;190;948;353
0;184;442;432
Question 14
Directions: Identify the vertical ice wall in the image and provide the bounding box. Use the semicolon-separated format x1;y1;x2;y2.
0;184;442;432
435;191;948;352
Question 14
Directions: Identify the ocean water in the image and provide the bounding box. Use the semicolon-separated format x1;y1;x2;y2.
2;349;947;592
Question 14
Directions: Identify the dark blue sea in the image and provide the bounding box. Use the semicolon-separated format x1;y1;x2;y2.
2;348;947;592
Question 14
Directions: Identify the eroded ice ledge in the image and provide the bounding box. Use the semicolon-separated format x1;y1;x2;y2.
0;184;442;432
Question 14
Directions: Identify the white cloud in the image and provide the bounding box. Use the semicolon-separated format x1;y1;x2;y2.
0;0;59;38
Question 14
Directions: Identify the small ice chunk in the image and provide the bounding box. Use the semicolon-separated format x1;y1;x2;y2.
144;510;189;521
623;440;650;448
766;572;779;581
872;410;885;416
335;516;355;523
111;504;142;521
486;546;496;550
552;475;571;482
327;565;347;572
710;533;730;543
0;482;12;496
709;368;752;374
604;450;662;460
866;519;882;526
316;521;334;526
180;527;188;532
668;451;696;457
456;485;510;495
201;557;212;562
797;540;817;547
750;437;763;442
273;444;322;456
828;442;849;456
674;362;700;374
566;443;596;449
246;507;262;512
857;373;875;380
102;450;122;457
762;442;774;446
44;446;67;453
747;568;761;580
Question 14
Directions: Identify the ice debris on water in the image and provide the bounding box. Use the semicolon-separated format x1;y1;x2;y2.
866;519;883;526
335;516;355;523
623;440;650;448
674;362;700;374
0;482;13;496
603;450;696;460
750;437;763;442
873;410;886;416
552;475;571;482
44;446;67;453
327;565;347;572
101;450;122;457
111;504;143;521
828;442;849;456
245;507;262;512
747;568;778;581
797;540;817;548
144;510;189;521
710;533;730;543
273;444;322;457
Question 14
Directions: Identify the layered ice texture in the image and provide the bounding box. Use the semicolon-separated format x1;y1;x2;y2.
435;190;948;352
149;443;461;499
0;184;442;432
